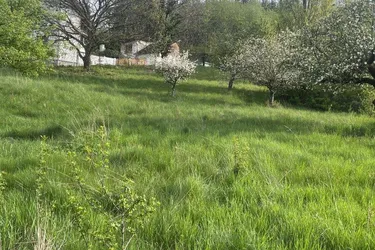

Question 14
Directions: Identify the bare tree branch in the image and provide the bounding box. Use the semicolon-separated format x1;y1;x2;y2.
45;0;127;70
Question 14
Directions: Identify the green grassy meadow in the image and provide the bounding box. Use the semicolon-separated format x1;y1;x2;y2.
1;66;375;249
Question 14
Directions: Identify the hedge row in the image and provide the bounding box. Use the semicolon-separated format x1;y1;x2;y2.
277;83;375;114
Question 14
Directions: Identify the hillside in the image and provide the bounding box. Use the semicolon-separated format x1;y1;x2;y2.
1;66;375;249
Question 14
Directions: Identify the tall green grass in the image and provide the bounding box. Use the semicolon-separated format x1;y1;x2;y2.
1;66;375;249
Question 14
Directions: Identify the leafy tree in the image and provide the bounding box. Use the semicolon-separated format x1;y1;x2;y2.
0;0;53;76
219;48;249;90
153;0;186;56
111;0;161;42
177;0;208;64
244;34;298;105
117;0;186;56
277;0;334;30
205;0;277;64
104;0;186;58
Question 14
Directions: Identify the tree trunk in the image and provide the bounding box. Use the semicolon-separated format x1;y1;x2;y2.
269;89;275;106
367;50;375;81
302;0;308;9
83;54;91;71
171;81;177;97
228;73;236;90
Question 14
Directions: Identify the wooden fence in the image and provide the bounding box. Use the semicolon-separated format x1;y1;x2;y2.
117;58;147;66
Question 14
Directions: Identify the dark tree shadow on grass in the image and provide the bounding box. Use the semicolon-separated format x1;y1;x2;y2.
85;76;269;107
46;67;268;104
40;67;375;139
3;125;67;140
104;110;375;140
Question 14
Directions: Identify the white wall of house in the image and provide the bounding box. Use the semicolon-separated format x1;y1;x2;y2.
91;55;117;65
54;40;155;66
118;41;158;65
54;43;82;66
120;41;152;57
54;43;116;66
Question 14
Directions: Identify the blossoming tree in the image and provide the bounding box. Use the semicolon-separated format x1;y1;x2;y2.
242;35;299;105
221;0;375;106
155;51;196;96
293;0;375;85
220;31;298;105
219;47;249;90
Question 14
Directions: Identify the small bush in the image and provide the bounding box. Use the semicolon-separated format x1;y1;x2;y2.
277;83;375;114
31;126;159;249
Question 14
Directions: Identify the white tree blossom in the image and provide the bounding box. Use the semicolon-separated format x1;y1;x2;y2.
242;34;299;105
219;47;249;90
155;51;196;96
293;0;375;85
221;0;375;106
221;32;298;105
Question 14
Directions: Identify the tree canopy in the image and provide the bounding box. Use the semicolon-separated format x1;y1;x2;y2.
45;0;130;70
291;0;375;85
0;0;53;76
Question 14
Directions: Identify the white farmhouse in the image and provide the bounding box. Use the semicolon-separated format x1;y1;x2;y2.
119;41;158;66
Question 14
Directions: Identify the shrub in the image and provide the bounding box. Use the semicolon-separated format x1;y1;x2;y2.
31;125;159;249
65;125;159;249
0;0;54;76
278;83;375;114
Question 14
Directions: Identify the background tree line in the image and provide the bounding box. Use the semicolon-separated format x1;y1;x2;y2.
0;0;337;73
3;0;375;114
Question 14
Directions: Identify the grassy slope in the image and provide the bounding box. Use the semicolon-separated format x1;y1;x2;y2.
1;66;375;249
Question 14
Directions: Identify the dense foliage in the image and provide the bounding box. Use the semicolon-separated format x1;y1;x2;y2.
278;83;375;114
203;0;277;64
0;0;53;76
277;0;334;30
219;47;249;90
